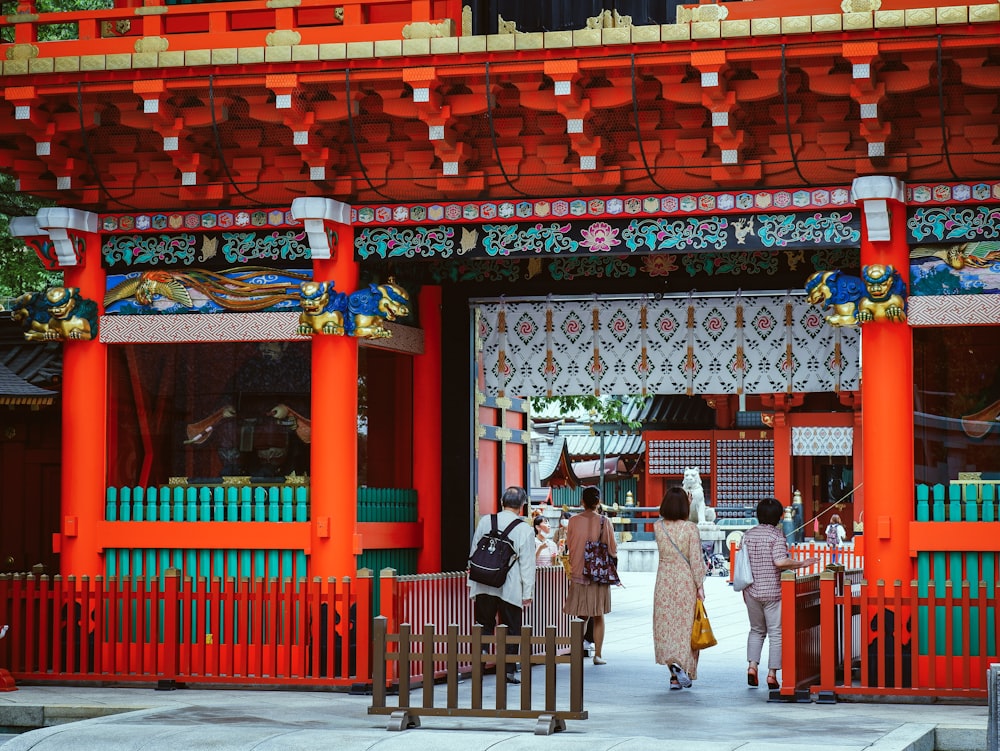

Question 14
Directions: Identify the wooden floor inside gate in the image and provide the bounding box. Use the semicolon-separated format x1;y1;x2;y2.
369;617;587;735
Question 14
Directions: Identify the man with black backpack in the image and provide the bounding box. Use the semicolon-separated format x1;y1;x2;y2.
467;486;536;684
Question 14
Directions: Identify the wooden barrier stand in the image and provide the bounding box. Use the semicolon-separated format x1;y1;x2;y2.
369;617;587;735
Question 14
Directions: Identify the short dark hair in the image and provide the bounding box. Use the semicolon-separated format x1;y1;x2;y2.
659;486;690;521
756;497;784;526
501;486;528;510
533;515;548;531
580;486;601;510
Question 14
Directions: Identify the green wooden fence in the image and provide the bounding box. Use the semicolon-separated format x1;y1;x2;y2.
551;477;638;508
356;487;418;522
104;485;419;584
915;483;999;656
106;484;310;524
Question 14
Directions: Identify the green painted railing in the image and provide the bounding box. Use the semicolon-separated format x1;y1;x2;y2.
357;486;418;522
551;477;637;508
104;485;418;584
106;546;309;584
106;484;309;523
358;549;419;616
915;483;998;656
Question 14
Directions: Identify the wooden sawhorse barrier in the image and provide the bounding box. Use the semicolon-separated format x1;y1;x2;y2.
369;616;587;735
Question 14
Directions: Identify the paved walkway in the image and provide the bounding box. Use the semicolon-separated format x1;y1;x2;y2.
0;572;989;750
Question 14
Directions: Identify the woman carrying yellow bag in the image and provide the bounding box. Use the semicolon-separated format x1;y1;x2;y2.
691;599;717;650
652;486;707;691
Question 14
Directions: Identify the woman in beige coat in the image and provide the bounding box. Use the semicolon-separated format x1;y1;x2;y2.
562;486;617;665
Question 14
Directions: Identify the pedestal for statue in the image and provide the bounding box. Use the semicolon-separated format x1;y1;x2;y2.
699;522;726;556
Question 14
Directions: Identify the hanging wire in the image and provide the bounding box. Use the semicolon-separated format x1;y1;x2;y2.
936;35;960;181
208;75;267;206
781;45;811;186
76;82;137;211
484;61;532;198
630;53;670;192
345;68;395;202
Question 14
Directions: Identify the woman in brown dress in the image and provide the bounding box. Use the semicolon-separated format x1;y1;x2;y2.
652;486;705;690
562;485;616;665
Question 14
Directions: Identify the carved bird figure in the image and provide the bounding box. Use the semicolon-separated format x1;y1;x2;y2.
105;270;194;309
184;405;237;445
269;404;312;444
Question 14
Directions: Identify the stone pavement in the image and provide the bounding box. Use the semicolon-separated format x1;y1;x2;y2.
0;572;988;750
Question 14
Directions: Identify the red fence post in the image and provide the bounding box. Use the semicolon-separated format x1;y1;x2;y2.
817;570;837;698
0;576;14;691
159;569;180;690
355;568;373;684
779;571;797;698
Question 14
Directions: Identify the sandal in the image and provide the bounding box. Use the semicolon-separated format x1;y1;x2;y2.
766;674;779;690
670;677;682;690
747;665;758;687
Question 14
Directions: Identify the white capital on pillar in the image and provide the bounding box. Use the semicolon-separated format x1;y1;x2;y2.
290;197;352;260
10;207;98;267
850;176;906;242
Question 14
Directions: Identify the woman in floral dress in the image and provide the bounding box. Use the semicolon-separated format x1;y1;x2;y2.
653;486;706;690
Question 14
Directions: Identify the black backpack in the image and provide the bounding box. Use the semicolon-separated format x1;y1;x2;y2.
468;514;523;587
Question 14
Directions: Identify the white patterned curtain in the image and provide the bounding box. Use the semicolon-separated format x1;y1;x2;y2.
475;293;859;397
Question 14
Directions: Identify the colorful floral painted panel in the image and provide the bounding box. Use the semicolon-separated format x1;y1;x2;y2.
356;212;861;261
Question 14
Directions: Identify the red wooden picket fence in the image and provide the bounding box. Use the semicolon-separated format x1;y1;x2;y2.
377;565;570;682
0;565;571;689
727;540;861;585
0;570;372;688
789;541;863;571
779;569;1000;701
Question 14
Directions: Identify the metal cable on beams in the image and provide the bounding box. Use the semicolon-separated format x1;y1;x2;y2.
345;68;396;202
484;61;532;198
781;45;811;186
936;35;960;181
208;75;267;206
76;82;137;211
629;53;671;193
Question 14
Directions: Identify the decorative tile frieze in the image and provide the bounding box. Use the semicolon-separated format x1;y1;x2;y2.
99;311;423;353
908;295;1000;326
99;311;306;343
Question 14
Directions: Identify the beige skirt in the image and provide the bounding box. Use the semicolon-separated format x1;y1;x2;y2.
563;580;612;618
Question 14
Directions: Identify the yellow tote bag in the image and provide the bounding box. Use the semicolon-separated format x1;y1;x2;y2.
691;599;718;650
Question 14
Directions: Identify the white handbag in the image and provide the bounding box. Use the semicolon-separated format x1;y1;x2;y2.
732;544;754;592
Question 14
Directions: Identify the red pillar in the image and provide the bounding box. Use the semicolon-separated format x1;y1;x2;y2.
309;225;359;579
771;412;792;506
413;285;442;573
60;238;106;577
852;176;912;590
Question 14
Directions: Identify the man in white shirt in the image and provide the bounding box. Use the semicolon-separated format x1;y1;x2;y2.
467;486;536;684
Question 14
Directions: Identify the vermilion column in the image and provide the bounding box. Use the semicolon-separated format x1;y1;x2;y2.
309;225;359;579
852;176;912;590
413;285;442;573
61;237;106;577
771;412;792;506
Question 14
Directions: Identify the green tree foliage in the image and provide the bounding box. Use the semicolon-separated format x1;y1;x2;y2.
0;174;61;300
0;1;111;297
530;395;645;429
